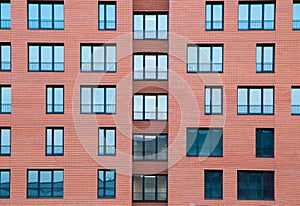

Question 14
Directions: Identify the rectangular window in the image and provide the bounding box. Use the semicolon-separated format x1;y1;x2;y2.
0;44;10;71
238;3;275;30
205;170;223;199
28;3;64;30
46;86;64;114
133;54;168;80
80;86;116;114
0;170;10;198
133;94;168;120
293;2;300;29
237;171;274;200
99;3;116;30
187;45;223;73
28;44;64;72
237;87;274;115
27;170;63;198
256;129;274;158
46;128;64;156
187;128;223;157
205;87;223;114
99;128;116;156
0;128;10;156
134;14;168;40
206;3;223;30
133;134;167;161
133;175;167;202
80;44;116;72
256;44;274;72
0;2;10;29
0;86;11;114
98;170;116;198
292;87;300;114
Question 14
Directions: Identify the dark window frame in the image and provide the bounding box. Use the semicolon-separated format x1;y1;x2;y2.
46;85;64;114
256;44;275;73
98;127;116;156
293;2;300;30
206;2;224;31
187;44;223;73
132;174;168;202
0;85;11;114
0;43;11;71
0;1;11;29
80;44;116;72
80;85;116;114
256;128;274;158
27;169;64;198
98;169;116;198
98;2;116;30
133;94;168;121
27;2;64;30
237;86;274;115
186;128;223;157
205;86;223;115
132;134;168;161
28;44;64;72
45;127;64;156
0;170;10;198
291;86;300;115
0;127;10;156
204;170;223;200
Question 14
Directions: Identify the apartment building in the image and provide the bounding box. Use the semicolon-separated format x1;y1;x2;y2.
0;0;300;205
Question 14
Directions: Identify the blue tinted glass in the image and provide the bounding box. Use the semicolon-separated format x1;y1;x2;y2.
1;3;10;19
28;4;38;20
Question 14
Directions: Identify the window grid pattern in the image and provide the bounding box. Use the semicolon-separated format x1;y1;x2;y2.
46;86;64;114
256;45;274;72
0;128;10;156
46;128;64;156
0;170;10;198
256;129;274;158
98;3;116;30
28;3;64;30
0;86;11;114
205;87;223;115
0;44;10;71
206;3;223;30
98;170;116;198
98;128;116;156
0;2;10;29
205;170;223;200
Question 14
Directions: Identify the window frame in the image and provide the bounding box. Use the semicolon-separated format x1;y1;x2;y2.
28;44;64;72
80;44;116;72
27;2;64;30
45;127;64;156
205;86;223;115
256;128;274;158
132;174;168;202
206;2;224;31
46;85;64;114
186;128;223;157
0;170;10;198
98;169;116;198
0;85;11;114
291;86;300;115
133;94;168;121
98;2;116;30
80;86;116;114
0;1;11;29
132;134;168;161
187;44;223;73
0;127;10;156
98;127;116;156
256;44;275;73
0;43;11;71
27;169;64;198
204;170;223;200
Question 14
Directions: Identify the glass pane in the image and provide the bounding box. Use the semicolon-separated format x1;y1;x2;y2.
106;129;115;146
263;88;273;106
40;4;53;28
144;176;156;200
29;46;39;63
106;4;116;29
200;47;211;71
28;171;38;183
134;55;143;80
41;46;52;71
99;4;105;29
54;46;64;63
145;96;156;119
238;89;247;105
157;135;167;160
106;46;116;71
158;95;167;120
2;87;11;105
157;176;167;201
263;47;273;64
105;171;115;196
145;135;156;159
93;46;104;71
54;88;63;105
145;15;156;39
158;14;167;39
145;55;156;79
206;5;211;22
133;135;143;160
94;88;104;112
158;55;167;79
46;129;52;145
264;4;274;21
213;5;223;21
1;45;10;62
205;88;211;113
1;3;10;19
81;88;91;113
134;15;143;39
293;4;300;20
54;129;63;146
133;176;143;200
250;89;261;105
239;5;248;20
251;5;262;20
81;46;91;71
292;88;300;105
1;129;10;146
106;88;116;113
212;47;222;71
54;4;64;20
133;95;143;120
187;129;198;156
256;46;262;63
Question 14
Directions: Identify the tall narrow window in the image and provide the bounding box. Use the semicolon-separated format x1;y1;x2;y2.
187;45;223;72
134;14;168;40
98;170;116;198
28;3;64;30
0;2;10;29
80;86;116;114
0;128;10;156
187;128;223;157
0;170;10;198
205;87;223;114
99;3;116;30
256;44;274;72
0;44;10;71
80;44;116;72
293;2;300;29
205;170;223;199
256;129;274;158
0;86;11;114
133;94;168;120
46;86;64;114
206;3;223;30
238;3;275;30
99;128;116;156
46;128;64;156
292;87;300;114
237;87;274;115
28;45;64;72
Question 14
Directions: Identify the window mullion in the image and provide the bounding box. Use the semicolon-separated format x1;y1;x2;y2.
52;4;54;29
91;88;94;113
91;46;94;71
247;89;250;114
248;5;251;29
38;4;41;29
39;46;41;71
262;5;265;30
143;55;145;80
52;46;54;71
104;45;106;72
104;87;107;114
